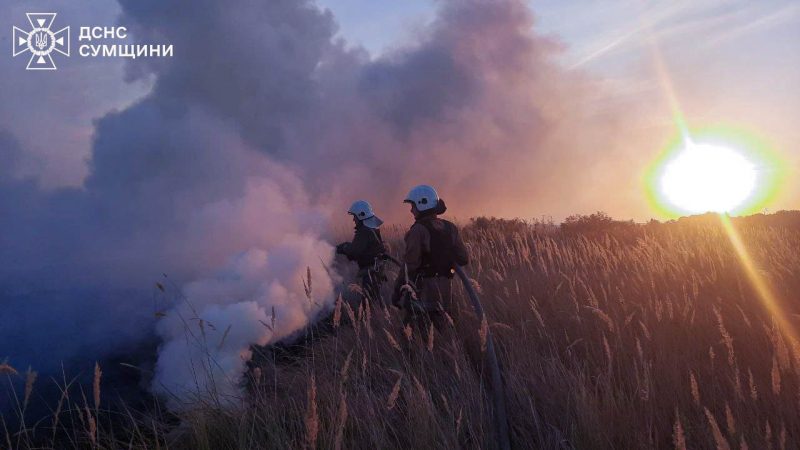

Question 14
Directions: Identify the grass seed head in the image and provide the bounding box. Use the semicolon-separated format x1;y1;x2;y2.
387;374;403;411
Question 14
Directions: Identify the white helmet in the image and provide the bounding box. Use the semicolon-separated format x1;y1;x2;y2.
347;200;383;229
404;184;439;212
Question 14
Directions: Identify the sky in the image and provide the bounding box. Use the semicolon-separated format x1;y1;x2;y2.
1;0;798;217
1;0;799;397
319;0;800;218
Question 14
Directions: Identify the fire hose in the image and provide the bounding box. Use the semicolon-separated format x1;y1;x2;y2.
382;255;511;450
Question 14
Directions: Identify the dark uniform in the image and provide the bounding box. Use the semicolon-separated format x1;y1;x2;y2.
393;200;469;330
337;221;387;303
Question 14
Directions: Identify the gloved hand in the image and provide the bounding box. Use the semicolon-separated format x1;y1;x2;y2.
392;283;416;309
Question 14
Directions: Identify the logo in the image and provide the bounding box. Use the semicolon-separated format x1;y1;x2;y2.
12;13;70;70
10;14;172;70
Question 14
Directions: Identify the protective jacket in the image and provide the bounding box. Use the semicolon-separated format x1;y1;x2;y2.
337;221;386;269
392;199;469;312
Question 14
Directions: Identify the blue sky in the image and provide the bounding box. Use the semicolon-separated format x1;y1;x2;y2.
322;0;800;127
320;0;799;74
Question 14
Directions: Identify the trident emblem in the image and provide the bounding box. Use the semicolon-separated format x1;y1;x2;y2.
34;31;49;50
12;13;70;70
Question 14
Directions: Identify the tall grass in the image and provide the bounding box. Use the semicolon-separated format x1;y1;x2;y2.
3;216;799;449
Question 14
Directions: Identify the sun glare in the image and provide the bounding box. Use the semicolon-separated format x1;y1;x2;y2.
645;128;785;218
659;143;757;214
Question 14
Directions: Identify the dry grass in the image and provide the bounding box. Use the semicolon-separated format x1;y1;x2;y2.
3;215;800;449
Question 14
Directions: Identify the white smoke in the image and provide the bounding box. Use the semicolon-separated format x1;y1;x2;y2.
146;170;338;407
153;236;337;408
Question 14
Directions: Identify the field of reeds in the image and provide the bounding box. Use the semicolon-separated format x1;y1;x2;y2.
3;213;800;449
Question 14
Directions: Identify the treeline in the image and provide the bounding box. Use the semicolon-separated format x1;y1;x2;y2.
464;210;800;236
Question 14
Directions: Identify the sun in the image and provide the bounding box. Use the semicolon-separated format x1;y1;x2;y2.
645;127;786;218
659;142;757;214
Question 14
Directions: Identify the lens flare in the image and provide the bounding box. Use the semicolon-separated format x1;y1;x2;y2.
645;127;786;218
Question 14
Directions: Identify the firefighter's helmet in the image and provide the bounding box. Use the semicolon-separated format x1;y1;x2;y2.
403;185;439;212
347;200;383;229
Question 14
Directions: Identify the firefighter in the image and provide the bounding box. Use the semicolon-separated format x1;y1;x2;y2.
336;200;387;303
392;185;469;332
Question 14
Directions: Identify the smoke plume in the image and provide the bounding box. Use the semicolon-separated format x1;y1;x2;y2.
1;0;634;406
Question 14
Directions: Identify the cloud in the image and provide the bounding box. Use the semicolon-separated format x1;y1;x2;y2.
117;0;338;154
